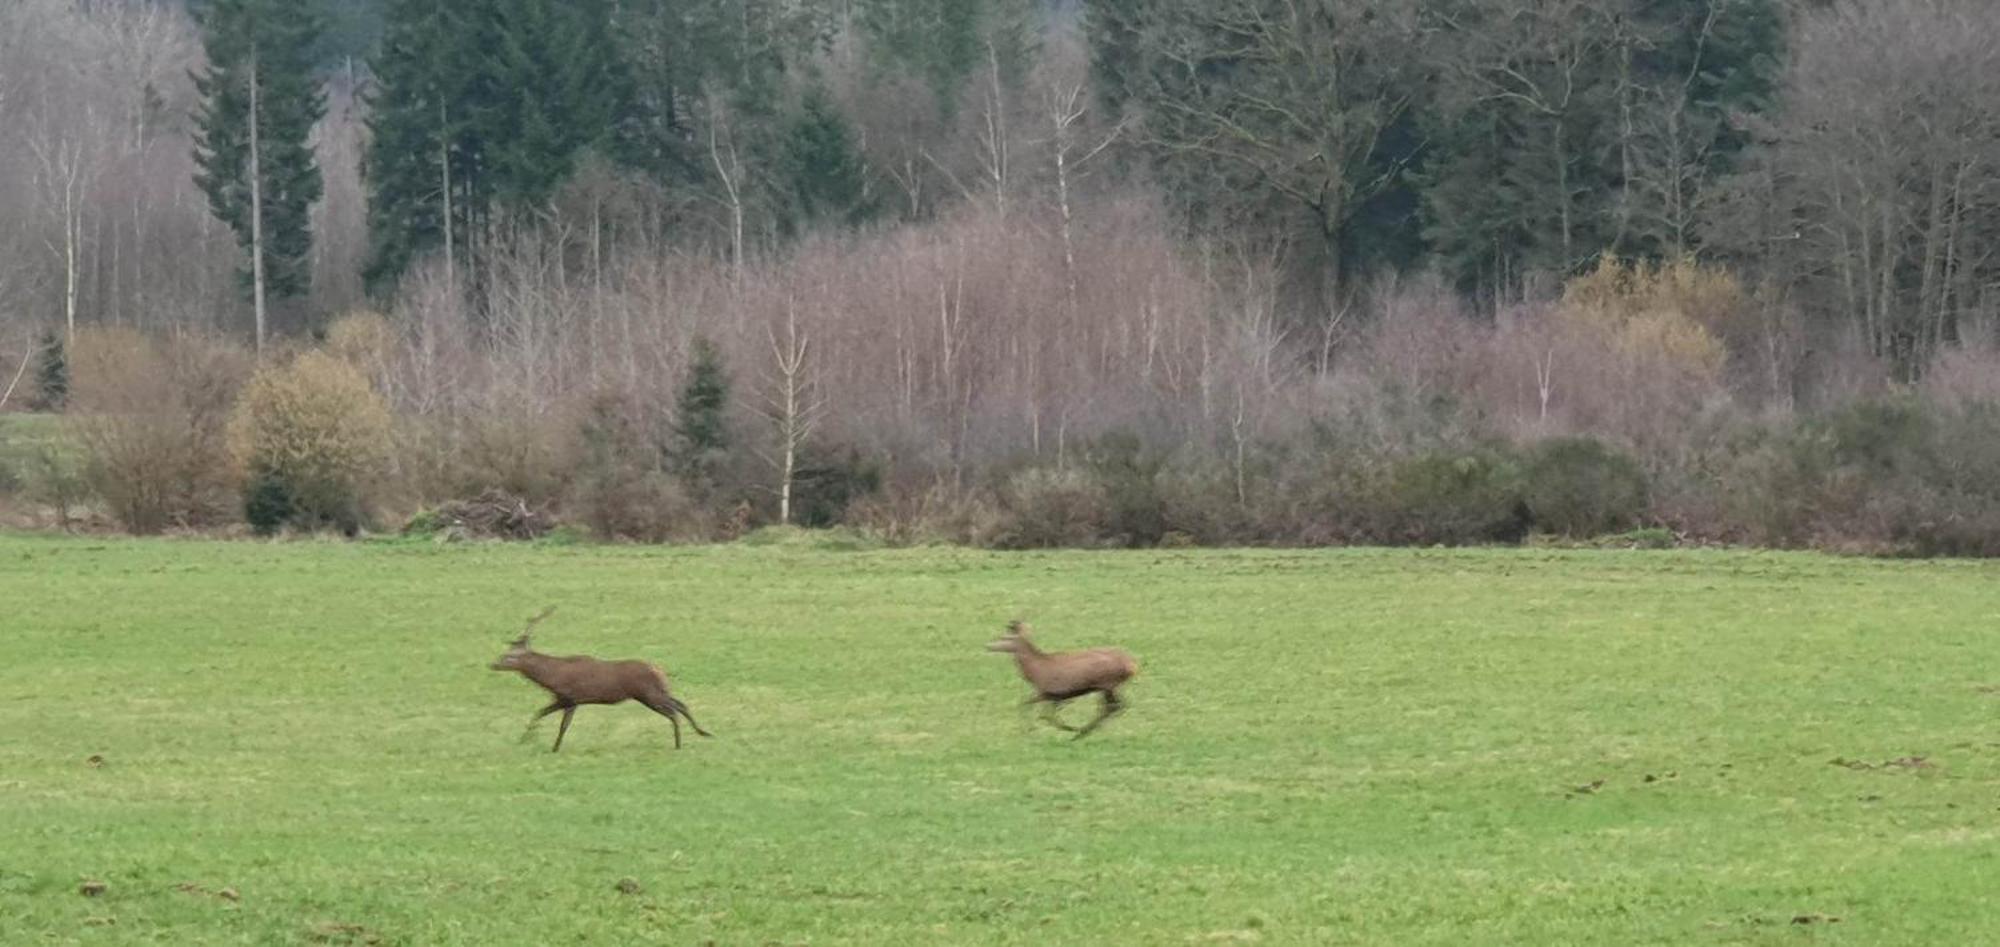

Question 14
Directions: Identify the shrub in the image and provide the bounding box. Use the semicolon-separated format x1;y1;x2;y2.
1156;464;1250;546
1819;397;1933;479
1374;448;1532;545
402;507;446;537
227;351;394;535
1710;429;1829;548
1084;431;1168;547
1560;255;1734;377
1521;437;1649;537
69;328;248;533
22;437;88;531
450;410;576;509
323;311;397;393
572;390;703;542
844;479;1004;547
994;467;1107;548
1608;526;1677;549
790;446;882;527
242;474;296;535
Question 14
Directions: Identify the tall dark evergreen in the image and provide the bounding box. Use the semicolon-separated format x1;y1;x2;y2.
483;0;639;208
29;330;67;413
1083;0;1153;115
1418;0;1786;292
192;0;326;350
671;336;732;494
363;0;640;293
862;0;1033;112
362;0;488;294
784;86;875;229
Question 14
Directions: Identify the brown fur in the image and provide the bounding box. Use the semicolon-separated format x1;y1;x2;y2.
490;608;712;752
986;619;1137;739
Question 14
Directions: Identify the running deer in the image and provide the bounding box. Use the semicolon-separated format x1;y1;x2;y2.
489;607;714;752
985;619;1138;739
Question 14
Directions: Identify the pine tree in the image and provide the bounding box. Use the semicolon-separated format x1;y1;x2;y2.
784;86;874;229
28;330;67;413
670;336;732;494
192;0;326;353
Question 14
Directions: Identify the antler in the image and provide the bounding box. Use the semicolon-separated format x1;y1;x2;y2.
521;606;556;636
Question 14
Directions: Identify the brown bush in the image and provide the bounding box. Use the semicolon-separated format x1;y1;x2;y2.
844;479;1004;547
68;328;249;533
227;350;394;533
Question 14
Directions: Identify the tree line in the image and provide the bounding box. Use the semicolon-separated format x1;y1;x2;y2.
5;0;2000;556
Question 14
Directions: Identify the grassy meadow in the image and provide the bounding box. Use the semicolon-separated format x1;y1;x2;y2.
3;533;1999;944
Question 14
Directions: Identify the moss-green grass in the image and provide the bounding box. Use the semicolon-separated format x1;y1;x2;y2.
3;535;1998;944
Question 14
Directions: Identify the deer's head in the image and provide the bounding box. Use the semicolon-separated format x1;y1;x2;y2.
490;634;533;671
985;619;1031;654
491;607;555;670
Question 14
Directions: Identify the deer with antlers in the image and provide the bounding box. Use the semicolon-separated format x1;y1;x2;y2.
489;607;713;752
986;619;1138;739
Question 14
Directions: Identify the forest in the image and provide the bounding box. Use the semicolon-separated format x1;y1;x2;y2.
3;0;2000;554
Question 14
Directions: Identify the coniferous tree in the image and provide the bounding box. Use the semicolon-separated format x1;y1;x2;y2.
1083;0;1153;115
192;0;326;352
483;0;639;208
861;0;1031;113
364;0;640;293
670;336;732;495
785;86;875;229
362;0;488;294
29;330;67;413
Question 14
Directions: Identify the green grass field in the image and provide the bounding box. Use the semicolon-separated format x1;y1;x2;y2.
4;534;1998;944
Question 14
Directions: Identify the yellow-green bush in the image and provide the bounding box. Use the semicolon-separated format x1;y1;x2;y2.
228;351;394;534
1560;255;1733;377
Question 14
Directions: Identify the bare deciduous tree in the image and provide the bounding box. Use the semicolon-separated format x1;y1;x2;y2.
759;299;825;525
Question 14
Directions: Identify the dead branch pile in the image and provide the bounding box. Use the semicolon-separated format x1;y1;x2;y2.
419;489;553;541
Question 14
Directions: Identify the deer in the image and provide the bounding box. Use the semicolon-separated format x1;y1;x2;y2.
489;607;713;752
985;619;1138;739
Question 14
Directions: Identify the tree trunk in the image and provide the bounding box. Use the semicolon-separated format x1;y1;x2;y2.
440;102;455;295
248;46;269;356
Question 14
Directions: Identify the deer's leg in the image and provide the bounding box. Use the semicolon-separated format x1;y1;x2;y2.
1038;697;1080;733
552;706;576;752
639;696;684;749
521;700;564;742
663;697;713;738
1072;690;1125;740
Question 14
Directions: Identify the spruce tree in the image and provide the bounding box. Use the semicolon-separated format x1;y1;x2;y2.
784;86;874;229
860;0;1010;114
364;0;639;292
363;0;488;294
29;330;67;413
670;337;731;494
192;0;326;352
483;0;638;207
1082;0;1154;115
